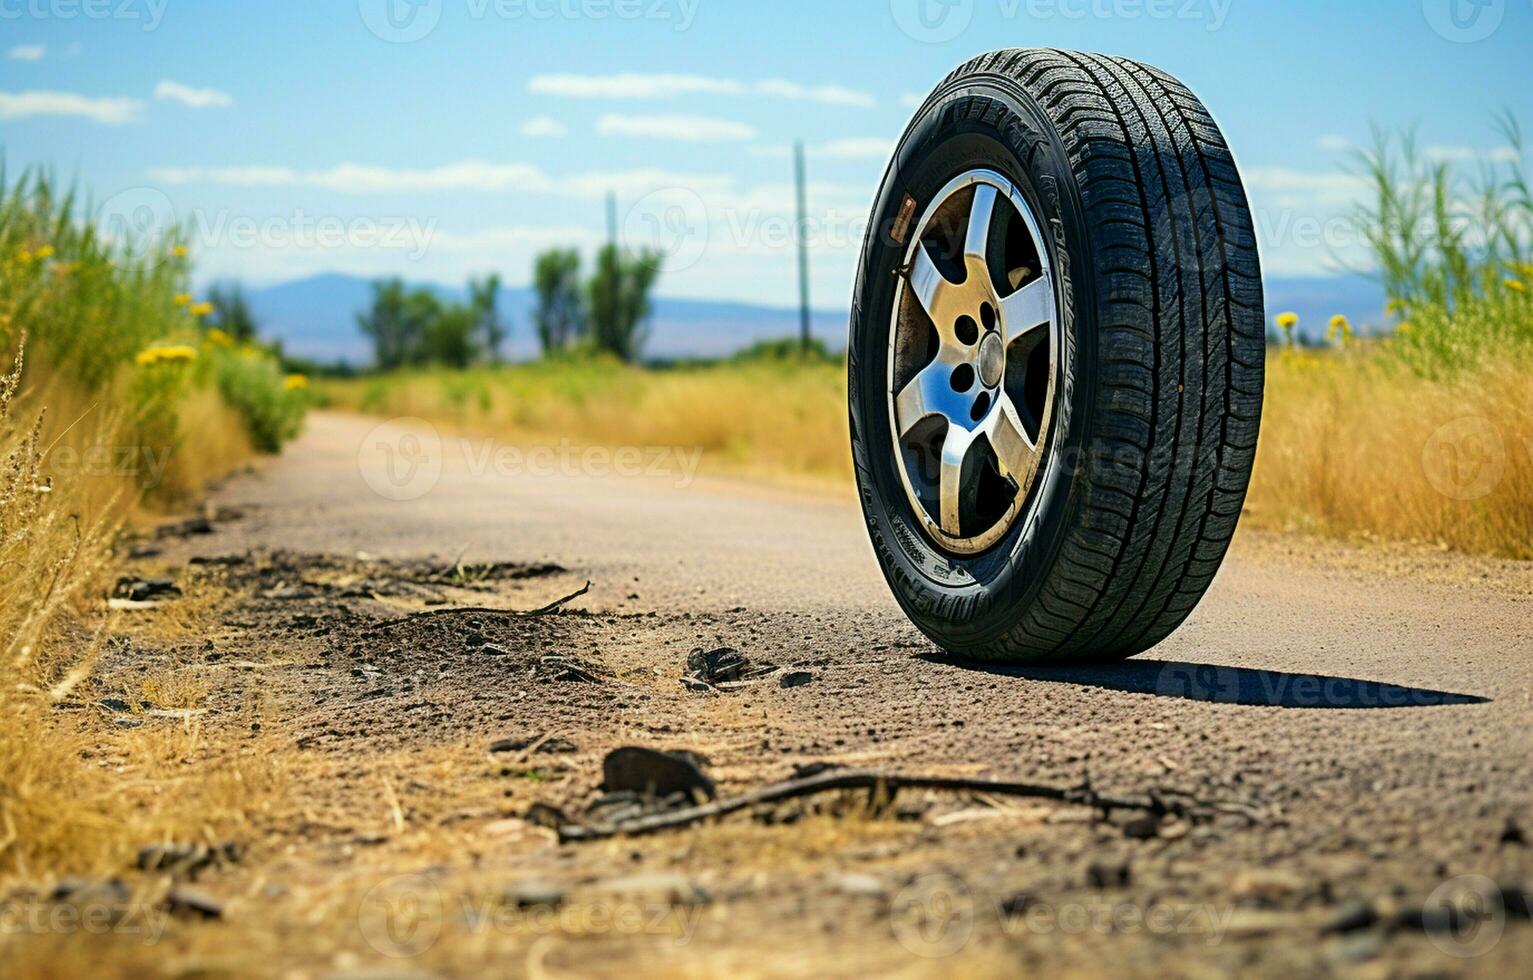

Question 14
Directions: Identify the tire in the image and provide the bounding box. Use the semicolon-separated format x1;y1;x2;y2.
848;48;1265;663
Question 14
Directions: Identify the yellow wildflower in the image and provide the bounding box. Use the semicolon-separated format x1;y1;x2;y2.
171;244;188;258
1396;321;1412;335
173;293;193;307
188;301;215;317
284;374;310;391
135;345;199;367
34;245;54;260
1276;312;1299;330
16;248;31;263
205;328;234;347
1327;314;1353;344
1506;278;1527;293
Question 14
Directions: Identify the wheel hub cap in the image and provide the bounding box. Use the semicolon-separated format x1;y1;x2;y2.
886;169;1060;555
977;332;1005;388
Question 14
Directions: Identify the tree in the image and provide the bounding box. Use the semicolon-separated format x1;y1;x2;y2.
357;278;435;370
532;249;585;355
357;278;408;371
422;302;480;368
207;282;259;342
587;244;662;362
469;273;507;364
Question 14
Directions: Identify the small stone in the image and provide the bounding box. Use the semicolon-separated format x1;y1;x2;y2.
98;698;132;713
480;643;511;657
779;671;814;689
51;877;130;904
505;880;565;909
998;892;1039;918
1500;817;1527;848
1320;898;1377;934
524;802;568;830
164;885;223;919
1085;860;1131;889
601;746;716;801
829;872;885;898
1122;815;1160;840
464;632;487;648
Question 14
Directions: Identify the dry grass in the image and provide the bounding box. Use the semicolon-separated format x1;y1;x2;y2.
0;348;270;883
1246;348;1533;560
320;355;852;485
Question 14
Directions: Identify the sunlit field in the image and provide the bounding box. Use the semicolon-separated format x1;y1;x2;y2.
321;350;853;488
0;174;307;878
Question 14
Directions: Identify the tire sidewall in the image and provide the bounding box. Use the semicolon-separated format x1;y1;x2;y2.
849;74;1100;649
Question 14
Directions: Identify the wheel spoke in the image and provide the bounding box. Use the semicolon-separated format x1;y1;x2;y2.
987;395;1040;489
906;244;953;327
963;183;999;266
893;364;942;436
1000;274;1053;345
938;424;972;536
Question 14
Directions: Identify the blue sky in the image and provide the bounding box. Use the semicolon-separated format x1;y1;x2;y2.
3;0;1530;308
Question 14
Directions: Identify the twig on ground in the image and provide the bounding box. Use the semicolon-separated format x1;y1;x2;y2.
556;767;1258;843
366;581;592;631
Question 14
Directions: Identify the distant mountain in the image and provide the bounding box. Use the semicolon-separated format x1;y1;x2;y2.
244;271;1388;366
244;274;849;366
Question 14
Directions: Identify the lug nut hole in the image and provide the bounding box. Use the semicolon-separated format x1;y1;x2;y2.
950;364;976;393
971;391;991;422
980;302;996;332
955;315;979;346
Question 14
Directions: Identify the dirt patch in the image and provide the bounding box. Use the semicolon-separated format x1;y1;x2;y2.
8;539;1532;978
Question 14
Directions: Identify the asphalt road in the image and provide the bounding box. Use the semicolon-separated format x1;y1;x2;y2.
184;411;1533;975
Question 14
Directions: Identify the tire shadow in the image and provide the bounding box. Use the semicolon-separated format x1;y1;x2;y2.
922;655;1490;709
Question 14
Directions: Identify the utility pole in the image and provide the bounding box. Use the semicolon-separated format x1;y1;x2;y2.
794;140;811;355
603;192;618;347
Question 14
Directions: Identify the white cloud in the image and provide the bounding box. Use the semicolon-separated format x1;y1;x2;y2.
1243;167;1370;208
155;80;233;109
1316;135;1352;153
1424;145;1520;165
148;159;737;199
9;45;44;61
753;79;875;109
900;93;924;109
596;113;755;142
528;72;875;108
520;115;567;138
0;90;142;124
